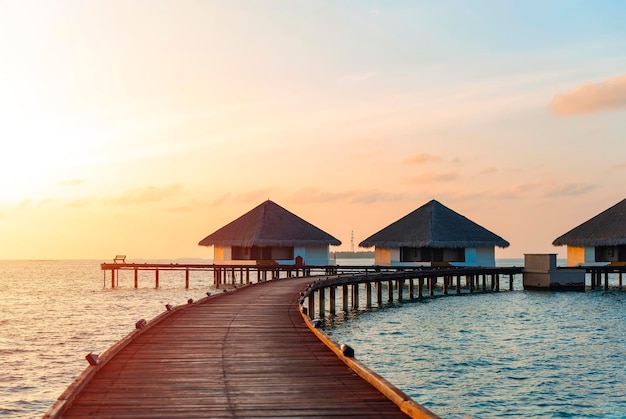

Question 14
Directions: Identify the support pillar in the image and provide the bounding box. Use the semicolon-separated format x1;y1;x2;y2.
329;286;336;315
376;282;383;305
308;293;315;319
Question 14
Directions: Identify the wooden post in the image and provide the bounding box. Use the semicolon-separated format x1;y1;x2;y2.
352;284;359;309
482;274;486;291
134;268;138;289
619;272;623;290
366;282;372;308
442;276;448;295
605;271;609;291
469;274;474;293
418;277;423;298
495;274;500;291
155;269;159;288
397;279;403;302
409;279;415;299
428;277;434;296
318;288;325;317
111;269;115;288
376;281;383;305
342;285;349;312
308;293;315;319
456;276;461;294
246;268;250;284
387;280;393;302
329;286;336;315
509;274;514;291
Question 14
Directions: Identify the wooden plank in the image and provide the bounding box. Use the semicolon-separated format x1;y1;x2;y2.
56;277;424;418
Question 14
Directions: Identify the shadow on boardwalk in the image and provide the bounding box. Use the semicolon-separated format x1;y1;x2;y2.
45;276;438;418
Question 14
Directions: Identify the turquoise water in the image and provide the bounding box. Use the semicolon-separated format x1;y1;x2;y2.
325;266;626;418
1;259;625;418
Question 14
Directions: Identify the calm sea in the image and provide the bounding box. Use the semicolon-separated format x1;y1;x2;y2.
1;259;625;418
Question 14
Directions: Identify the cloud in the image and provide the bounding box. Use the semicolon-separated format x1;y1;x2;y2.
490;179;545;199
107;184;183;205
291;188;347;203
550;74;626;115
350;191;406;204
404;172;459;183
58;179;84;186
403;152;441;165
544;182;599;197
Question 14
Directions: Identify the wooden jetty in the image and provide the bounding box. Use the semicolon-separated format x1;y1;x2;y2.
45;275;438;418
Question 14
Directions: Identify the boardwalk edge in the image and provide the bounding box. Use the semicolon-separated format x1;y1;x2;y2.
300;307;441;419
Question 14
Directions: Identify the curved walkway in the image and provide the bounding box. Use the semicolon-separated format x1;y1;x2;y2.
51;277;430;418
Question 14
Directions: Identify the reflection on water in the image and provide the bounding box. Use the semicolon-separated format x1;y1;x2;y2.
326;290;626;418
0;260;217;418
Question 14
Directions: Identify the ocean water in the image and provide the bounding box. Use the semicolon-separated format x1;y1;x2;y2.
0;259;218;418
1;259;625;418
325;260;626;418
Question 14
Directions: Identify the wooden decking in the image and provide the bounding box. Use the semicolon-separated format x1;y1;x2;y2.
52;276;433;418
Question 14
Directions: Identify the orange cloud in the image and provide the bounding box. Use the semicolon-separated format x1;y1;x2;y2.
403;152;441;164
107;184;183;205
544;182;599;197
550;74;626;115
405;172;459;183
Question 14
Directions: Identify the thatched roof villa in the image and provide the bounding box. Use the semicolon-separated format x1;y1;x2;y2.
198;200;341;265
553;197;626;266
359;199;509;267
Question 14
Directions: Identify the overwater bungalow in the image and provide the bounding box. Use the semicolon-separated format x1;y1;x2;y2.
359;199;509;267
552;197;626;266
198;200;341;265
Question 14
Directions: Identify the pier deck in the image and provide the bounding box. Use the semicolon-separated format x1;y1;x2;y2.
53;276;424;418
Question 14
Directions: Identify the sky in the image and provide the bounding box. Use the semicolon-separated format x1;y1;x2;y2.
1;0;625;260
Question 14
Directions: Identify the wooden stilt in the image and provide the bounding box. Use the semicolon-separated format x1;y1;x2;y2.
418;277;423;298
388;280;393;302
443;276;448;295
428;277;434;296
397;279;403;302
352;284;359;309
342;285;349;312
318;288;325;316
111;269;115;288
134;268;138;289
308;293;315;319
329;286;336;315
409;279;415;300
155;269;159;288
366;282;372;308
376;282;383;305
456;276;461;294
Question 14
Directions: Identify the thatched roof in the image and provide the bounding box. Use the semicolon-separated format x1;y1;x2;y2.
553;197;626;247
198;200;341;248
359;200;509;249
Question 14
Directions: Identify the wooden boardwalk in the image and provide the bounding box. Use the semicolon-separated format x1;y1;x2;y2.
51;276;436;418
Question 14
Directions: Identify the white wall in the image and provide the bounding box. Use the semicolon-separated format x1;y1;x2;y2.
452;247;495;267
